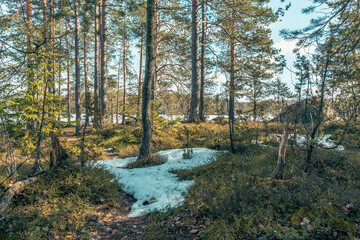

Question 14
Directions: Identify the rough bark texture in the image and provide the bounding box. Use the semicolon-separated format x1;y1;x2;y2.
66;23;71;123
139;0;156;160
273;129;289;179
122;4;127;125
26;0;34;130
189;0;200;122
228;36;235;153
100;0;108;127
75;0;81;134
84;31;89;121
50;135;69;168
0;177;38;215
151;0;159;101
199;1;206;122
94;1;100;128
137;29;144;120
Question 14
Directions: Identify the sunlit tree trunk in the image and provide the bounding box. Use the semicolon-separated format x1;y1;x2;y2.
139;0;156;160
74;0;81;134
122;2;127;125
94;0;100;128
137;28;144;121
199;1;206;121
189;0;200;122
100;0;108;127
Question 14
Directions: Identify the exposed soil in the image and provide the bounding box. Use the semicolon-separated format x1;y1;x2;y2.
88;194;149;240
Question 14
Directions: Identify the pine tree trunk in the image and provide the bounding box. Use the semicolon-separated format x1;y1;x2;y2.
66;23;71;123
122;3;127;125
26;0;34;130
189;0;200;122
151;0;159;101
273;129;289;179
116;58;121;124
84;31;89;123
137;28;144;121
94;1;100;128
199;1;206;122
228;36;235;153
139;0;156;160
74;0;81;134
100;0;108;127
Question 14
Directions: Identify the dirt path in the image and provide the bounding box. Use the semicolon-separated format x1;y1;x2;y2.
88;194;149;240
59;128;149;239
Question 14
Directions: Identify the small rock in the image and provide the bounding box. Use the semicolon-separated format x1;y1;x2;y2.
106;153;118;156
105;148;113;152
149;196;157;203
300;218;310;226
190;229;199;234
346;203;354;209
306;224;314;231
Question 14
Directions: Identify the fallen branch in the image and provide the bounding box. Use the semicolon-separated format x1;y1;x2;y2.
0;177;38;215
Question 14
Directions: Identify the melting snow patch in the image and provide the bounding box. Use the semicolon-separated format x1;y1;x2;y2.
293;134;344;151
96;148;218;217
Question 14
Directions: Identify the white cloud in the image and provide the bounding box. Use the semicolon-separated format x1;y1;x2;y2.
274;39;316;56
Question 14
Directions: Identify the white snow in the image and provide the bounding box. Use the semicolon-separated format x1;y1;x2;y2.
95;148;219;217
292;134;345;151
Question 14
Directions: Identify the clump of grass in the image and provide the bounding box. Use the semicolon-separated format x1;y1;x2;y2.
127;155;163;169
0;162;123;240
146;145;360;239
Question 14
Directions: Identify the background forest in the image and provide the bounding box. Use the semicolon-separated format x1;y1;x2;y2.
1;0;360;239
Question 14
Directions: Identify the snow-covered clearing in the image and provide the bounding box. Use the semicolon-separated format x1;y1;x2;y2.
96;148;219;217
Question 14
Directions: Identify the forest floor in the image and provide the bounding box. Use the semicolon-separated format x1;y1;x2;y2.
1;121;360;239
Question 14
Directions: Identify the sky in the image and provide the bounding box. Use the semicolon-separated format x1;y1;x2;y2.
268;0;322;90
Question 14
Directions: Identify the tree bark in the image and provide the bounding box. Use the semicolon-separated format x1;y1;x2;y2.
84;31;89;123
228;36;235;153
137;28;144;120
74;0;81;134
199;1;206;121
139;0;156;160
94;1;100;128
26;0;34;130
116;58;120;124
66;23;71;123
122;2;127;125
0;177;38;215
189;0;200;122
273;129;289;179
100;0;108;127
151;0;159;101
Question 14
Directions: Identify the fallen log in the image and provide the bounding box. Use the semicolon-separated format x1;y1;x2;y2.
0;177;38;215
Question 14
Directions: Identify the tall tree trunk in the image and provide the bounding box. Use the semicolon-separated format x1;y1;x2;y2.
189;0;200;122
116;58;121;124
199;1;206;121
74;0;81;134
100;0;108;127
26;0;34;130
139;0;156;160
84;32;89;124
151;0;159;101
228;36;235;153
66;23;71;123
122;2;127;125
94;0;100;128
137;28;144;120
273;128;289;179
